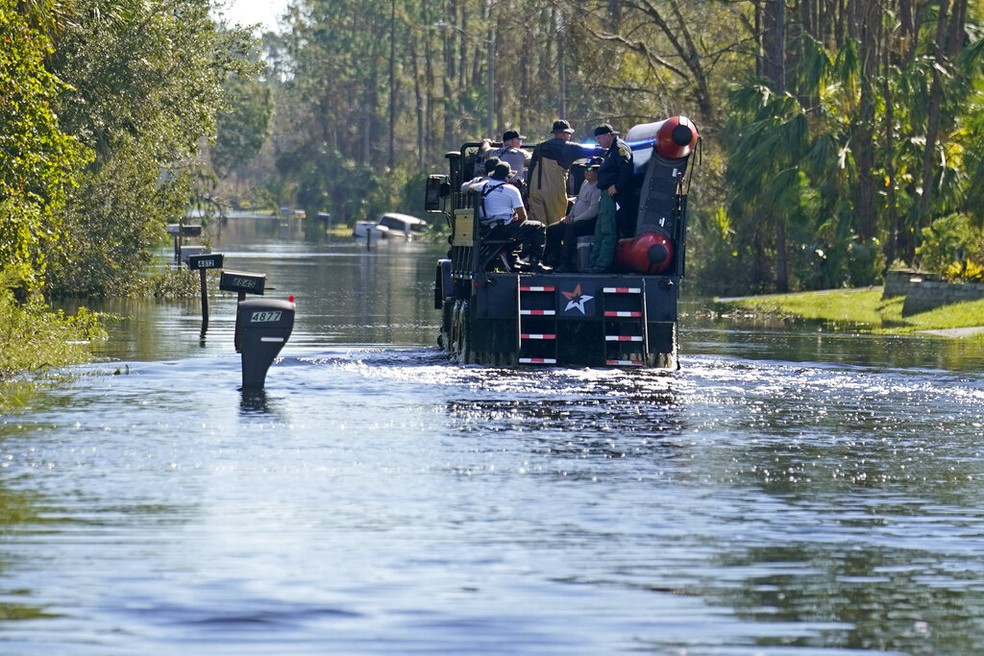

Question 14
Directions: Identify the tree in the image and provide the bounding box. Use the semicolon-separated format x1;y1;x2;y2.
212;74;273;189
44;0;255;296
0;1;90;292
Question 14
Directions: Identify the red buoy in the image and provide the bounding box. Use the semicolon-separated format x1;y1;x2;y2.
626;116;699;163
654;116;699;160
615;232;674;274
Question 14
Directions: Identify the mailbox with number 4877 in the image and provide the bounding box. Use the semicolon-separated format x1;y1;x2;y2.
236;297;295;390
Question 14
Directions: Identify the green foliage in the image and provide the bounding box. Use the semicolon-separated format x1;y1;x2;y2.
721;288;893;328
0;289;107;380
212;74;273;179
44;0;256;297
944;260;984;281
721;286;984;336
0;2;91;291
139;268;211;299
916;213;984;274
704;0;984;294
690;206;753;297
261;0;742;224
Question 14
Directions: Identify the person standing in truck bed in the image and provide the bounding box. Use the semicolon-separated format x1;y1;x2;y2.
526;120;600;228
588;123;634;273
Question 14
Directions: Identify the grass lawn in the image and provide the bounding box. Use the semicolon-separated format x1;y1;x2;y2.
715;287;984;338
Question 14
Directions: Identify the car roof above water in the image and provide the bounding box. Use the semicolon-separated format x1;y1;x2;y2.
378;212;426;231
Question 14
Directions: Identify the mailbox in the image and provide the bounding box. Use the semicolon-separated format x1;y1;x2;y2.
188;253;225;336
236;298;295;390
188;253;224;270
220;270;266;295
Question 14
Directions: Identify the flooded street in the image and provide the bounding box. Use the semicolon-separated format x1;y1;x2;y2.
3;218;984;654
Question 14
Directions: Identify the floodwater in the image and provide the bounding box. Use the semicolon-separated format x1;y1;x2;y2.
3;217;984;655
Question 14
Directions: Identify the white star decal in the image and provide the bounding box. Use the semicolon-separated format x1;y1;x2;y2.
562;284;593;314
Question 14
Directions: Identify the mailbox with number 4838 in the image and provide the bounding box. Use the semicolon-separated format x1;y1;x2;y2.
236;297;295;390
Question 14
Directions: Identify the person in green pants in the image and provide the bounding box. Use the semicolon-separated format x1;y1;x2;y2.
587;123;634;272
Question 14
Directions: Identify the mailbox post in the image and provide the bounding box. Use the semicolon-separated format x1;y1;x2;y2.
166;222;203;265
187;253;224;336
219;270;267;353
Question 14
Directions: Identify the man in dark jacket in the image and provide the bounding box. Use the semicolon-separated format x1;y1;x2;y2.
526;119;600;227
588;123;634;272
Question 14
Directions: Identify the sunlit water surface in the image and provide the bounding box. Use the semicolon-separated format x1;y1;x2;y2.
3;219;984;654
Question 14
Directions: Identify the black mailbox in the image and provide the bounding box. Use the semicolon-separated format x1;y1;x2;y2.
220;270;266;295
188;253;224;270
236;298;295;390
166;223;203;237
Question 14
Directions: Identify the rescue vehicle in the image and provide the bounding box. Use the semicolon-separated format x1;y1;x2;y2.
425;116;699;368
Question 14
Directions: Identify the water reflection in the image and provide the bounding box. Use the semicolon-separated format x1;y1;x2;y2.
683;305;984;371
442;367;685;468
239;389;271;415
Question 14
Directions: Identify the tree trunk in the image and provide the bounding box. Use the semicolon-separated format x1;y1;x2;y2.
388;0;396;168
915;0;950;231
775;216;789;292
854;0;880;244
762;0;788;291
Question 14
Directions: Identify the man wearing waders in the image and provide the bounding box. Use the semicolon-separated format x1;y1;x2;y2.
526;120;599;228
587;123;634;273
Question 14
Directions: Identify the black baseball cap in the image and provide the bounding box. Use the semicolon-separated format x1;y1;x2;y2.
551;119;575;134
492;162;514;179
594;123;619;136
502;129;526;141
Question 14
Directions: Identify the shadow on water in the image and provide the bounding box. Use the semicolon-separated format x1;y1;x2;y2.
0;485;57;622
239;389;271;415
441;367;686;458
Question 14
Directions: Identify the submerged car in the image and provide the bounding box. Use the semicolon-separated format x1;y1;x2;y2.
353;213;427;241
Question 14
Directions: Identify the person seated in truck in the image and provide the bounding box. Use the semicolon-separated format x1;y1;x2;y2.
473;162;548;272
461;156;501;192
542;156;602;271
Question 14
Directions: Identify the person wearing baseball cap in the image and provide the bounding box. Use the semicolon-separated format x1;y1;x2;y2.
551;119;575;135
460;156;501;192
474;162;548;272
587;123;635;272
543;157;603;271
526;119;602;229
497;129;530;187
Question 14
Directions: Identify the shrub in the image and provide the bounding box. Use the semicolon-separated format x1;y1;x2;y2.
916;213;984;276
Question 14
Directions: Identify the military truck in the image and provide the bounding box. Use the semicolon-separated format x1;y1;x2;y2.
425;116;699;368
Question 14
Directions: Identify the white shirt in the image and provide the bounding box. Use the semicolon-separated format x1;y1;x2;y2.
461;175;490;192
477;179;524;220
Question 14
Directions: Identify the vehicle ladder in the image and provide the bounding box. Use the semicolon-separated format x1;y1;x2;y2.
602;286;648;367
517;284;557;365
